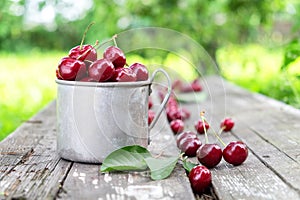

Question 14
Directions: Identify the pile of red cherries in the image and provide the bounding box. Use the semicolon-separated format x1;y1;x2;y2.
157;81;248;194
56;40;149;82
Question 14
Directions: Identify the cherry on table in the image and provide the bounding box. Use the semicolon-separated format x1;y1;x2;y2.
88;58;115;82
110;67;137;82
129;63;149;81
223;141;248;166
180;79;202;93
195;120;210;134
176;131;197;147
197;143;222;168
148;97;153;109
189;165;211;194
221;118;235;132
170;119;184;134
69;44;97;62
57;57;86;81
178;137;202;157
103;46;126;68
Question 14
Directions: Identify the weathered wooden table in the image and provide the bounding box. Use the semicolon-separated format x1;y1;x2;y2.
1;76;300;200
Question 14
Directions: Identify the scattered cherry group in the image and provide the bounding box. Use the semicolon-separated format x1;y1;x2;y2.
56;36;149;82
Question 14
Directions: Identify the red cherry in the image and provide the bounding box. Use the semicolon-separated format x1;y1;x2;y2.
129;63;149;81
223;141;248;166
179;137;202;157
189;165;211;194
176;131;197;147
197;144;222;168
170;119;184;134
80;77;96;82
103;46;126;68
58;57;86;81
56;69;63;80
195;120;210;134
148;110;155;125
221;118;235;132
69;44;97;62
181;108;191;120
110;67;137;82
88;58;115;82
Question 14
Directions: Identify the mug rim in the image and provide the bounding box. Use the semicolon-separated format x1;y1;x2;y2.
56;78;151;87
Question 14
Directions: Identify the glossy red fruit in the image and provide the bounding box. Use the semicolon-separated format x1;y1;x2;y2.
181;108;191;120
88;58;115;82
110;67;137;82
179;137;202;157
176;131;197;147
58;57;86;81
56;69;63;80
189;165;212;194
223;141;248;166
148;110;155;125
80;77;96;82
221;118;235;132
197;144;222;168
170;119;184;134
69;44;97;62
195;120;210;134
129;63;149;81
103;46;126;68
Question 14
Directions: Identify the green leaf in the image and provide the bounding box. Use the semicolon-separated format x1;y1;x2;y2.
182;160;198;173
145;156;179;180
176;92;207;103
100;145;151;172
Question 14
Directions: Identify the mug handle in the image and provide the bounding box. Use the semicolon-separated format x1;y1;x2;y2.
149;68;172;130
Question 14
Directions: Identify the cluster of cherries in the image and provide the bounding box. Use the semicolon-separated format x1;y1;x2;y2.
158;82;248;194
56;36;149;82
177;113;248;194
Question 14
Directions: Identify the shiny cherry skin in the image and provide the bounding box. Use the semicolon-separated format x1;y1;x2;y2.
88;58;115;82
148;110;155;125
195;120;210;134
176;131;197;147
179;137;202;157
170;119;184;134
79;77;96;82
103;46;126;68
57;57;86;81
110;67;137;82
221;118;235;132
197;143;222;168
129;63;149;81
189;165;211;194
69;44;97;62
223;141;248;166
56;69;63;80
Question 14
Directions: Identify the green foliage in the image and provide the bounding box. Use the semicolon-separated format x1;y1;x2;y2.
0;52;63;140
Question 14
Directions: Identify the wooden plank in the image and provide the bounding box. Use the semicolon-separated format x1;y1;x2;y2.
181;76;300;199
58;103;195;200
0;102;72;199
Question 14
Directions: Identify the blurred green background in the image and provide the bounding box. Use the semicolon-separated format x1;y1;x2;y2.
1;0;300;140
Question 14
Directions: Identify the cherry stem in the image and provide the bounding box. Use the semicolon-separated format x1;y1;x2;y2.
212;127;226;147
218;126;225;136
80;22;95;50
94;35;118;50
112;34;118;47
200;111;209;144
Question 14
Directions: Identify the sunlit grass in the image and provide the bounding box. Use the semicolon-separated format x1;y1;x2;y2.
0;51;64;140
217;44;300;108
